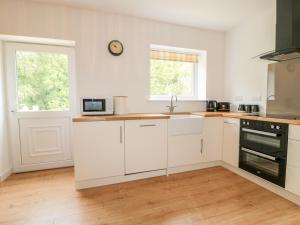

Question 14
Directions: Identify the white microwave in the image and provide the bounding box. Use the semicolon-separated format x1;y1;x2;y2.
80;97;114;115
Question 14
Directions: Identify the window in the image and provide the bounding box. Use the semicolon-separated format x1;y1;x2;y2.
16;51;70;111
150;45;206;100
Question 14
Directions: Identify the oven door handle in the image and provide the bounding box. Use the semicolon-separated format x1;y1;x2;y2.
241;147;277;161
242;128;278;137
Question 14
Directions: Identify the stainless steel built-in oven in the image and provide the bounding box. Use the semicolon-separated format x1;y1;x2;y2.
239;119;289;187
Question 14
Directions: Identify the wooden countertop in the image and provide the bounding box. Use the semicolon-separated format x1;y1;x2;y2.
72;112;300;125
236;115;300;125
191;112;300;125
72;114;170;122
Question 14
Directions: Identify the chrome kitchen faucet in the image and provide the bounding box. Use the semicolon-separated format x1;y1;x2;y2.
166;95;178;112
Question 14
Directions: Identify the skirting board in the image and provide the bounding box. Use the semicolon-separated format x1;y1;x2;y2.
0;167;12;182
13;160;74;173
167;161;222;175
222;162;300;206
76;169;167;190
76;162;222;190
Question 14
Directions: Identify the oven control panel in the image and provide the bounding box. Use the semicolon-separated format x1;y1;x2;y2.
241;119;288;133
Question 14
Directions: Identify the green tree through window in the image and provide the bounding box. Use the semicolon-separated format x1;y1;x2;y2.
150;59;195;97
16;51;70;111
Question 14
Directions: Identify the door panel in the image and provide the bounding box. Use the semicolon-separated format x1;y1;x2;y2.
73;121;125;181
222;119;240;167
19;118;71;164
203;117;223;162
286;165;300;196
168;134;203;167
5;42;75;172
125;120;167;174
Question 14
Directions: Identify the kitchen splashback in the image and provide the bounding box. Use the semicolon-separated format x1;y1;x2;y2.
267;58;300;117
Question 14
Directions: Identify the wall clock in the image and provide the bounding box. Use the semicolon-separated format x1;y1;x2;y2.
108;40;124;56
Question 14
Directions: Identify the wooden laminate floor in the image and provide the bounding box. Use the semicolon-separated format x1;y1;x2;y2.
1;167;300;225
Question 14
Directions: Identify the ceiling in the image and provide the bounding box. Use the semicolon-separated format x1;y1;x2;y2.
33;0;275;31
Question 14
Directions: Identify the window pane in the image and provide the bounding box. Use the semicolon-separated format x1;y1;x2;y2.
150;59;195;97
16;51;70;111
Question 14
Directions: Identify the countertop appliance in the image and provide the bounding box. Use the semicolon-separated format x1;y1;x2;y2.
244;105;252;113
267;59;300;119
206;100;217;112
114;96;128;115
239;119;289;187
217;102;230;112
81;97;114;115
238;104;246;112
260;0;300;62
251;105;260;113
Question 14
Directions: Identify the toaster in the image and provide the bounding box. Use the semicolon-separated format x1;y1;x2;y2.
217;102;230;112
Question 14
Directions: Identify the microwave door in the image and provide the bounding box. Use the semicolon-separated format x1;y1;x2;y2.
83;99;106;112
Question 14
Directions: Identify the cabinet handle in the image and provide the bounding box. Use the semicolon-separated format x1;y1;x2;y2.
140;124;157;127
201;139;203;154
224;121;236;125
120;126;123;144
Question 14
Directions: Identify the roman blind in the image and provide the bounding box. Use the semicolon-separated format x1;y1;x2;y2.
150;49;199;63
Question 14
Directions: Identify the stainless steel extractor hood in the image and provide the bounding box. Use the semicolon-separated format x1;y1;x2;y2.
260;0;300;62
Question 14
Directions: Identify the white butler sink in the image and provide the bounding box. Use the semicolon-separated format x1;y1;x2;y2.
168;114;204;136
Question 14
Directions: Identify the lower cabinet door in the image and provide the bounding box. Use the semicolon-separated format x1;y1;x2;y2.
168;134;204;167
222;119;240;167
286;165;300;196
203;117;223;162
73;121;125;181
125;120;167;174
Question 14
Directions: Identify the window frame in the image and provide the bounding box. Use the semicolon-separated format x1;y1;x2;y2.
4;42;76;116
16;50;71;112
149;44;206;101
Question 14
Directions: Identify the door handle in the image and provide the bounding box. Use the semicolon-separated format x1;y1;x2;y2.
242;128;278;137
200;139;203;154
120;126;123;144
224;121;236;125
241;147;276;161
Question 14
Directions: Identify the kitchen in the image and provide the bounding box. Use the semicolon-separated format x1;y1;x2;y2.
1;0;300;224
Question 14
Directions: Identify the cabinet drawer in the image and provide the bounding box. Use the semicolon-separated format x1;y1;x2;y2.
285;165;300;196
289;125;300;140
287;140;300;169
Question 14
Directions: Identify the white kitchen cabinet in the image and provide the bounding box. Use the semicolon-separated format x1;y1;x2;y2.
286;166;300;196
125;119;167;174
203;117;223;162
285;135;300;196
288;125;300;140
286;139;300;168
168;134;204;167
168;115;204;167
222;118;240;167
73;121;125;181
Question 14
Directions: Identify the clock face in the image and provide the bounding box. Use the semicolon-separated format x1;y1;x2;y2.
108;40;123;56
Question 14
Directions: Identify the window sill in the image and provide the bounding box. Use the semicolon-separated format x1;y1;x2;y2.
148;97;205;102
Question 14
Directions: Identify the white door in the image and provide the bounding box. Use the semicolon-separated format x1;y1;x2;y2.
5;42;75;172
168;134;204;167
73;121;125;181
203;117;223;162
125;120;167;174
222;118;240;167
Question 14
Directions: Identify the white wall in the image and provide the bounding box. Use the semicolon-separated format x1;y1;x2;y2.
224;7;276;112
0;41;11;181
0;0;225;113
